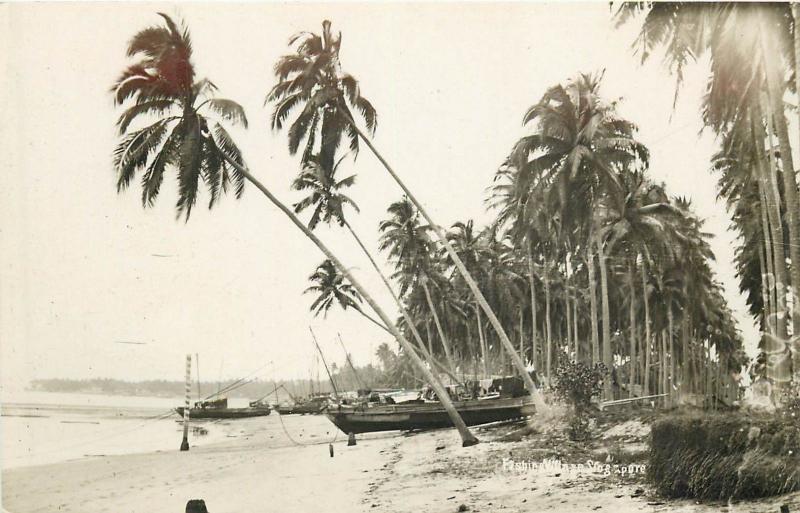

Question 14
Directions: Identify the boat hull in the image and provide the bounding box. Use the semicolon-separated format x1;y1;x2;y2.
325;397;535;434
174;407;271;419
275;405;325;415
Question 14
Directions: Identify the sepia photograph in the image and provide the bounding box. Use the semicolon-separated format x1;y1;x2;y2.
1;2;799;512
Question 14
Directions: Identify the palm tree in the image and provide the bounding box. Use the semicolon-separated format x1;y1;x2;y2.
291;155;359;230
268;21;546;409
266;20;376;167
304;259;388;332
614;1;800;362
112;13;249;220
379;199;457;372
508;72;649;396
114;14;478;446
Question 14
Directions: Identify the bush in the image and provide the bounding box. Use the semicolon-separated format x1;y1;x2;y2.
553;361;606;440
648;413;800;500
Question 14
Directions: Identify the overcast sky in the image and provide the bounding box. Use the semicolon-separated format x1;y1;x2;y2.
0;2;758;391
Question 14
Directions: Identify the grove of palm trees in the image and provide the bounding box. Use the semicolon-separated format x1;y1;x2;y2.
105;3;798;509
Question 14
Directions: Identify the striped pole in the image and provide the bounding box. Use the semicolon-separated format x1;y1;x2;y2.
180;354;191;451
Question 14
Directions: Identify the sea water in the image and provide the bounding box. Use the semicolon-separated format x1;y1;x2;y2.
0;390;265;469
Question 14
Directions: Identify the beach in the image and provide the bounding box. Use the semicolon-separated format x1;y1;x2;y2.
5;407;800;513
3;415;393;513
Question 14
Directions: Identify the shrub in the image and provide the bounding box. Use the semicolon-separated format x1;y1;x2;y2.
553;361;606;440
648;413;800;500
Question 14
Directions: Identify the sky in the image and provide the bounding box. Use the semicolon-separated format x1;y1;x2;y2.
0;2;760;391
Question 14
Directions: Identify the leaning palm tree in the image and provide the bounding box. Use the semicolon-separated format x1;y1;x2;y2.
114;13;478;446
267;21;546;409
267;20;376;167
112;13;248;220
304;259;388;332
293;156;457;382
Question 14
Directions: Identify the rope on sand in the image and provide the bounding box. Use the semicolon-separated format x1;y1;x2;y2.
275;410;339;447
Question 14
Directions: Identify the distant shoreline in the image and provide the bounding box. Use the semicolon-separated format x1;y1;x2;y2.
25;378;340;400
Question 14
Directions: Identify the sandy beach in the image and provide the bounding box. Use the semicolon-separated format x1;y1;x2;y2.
5;413;800;513
2;414;396;513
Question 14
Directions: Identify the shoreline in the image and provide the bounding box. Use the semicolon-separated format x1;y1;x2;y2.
2;416;403;513
4;417;800;513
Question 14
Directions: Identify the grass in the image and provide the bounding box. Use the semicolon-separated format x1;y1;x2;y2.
648;412;800;500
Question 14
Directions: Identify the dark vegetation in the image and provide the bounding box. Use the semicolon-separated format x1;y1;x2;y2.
649;412;800;500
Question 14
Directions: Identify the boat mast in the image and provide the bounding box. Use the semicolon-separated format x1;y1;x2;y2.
337;333;364;390
309;326;340;399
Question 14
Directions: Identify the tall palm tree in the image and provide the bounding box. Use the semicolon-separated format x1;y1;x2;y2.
291;155;359;230
112;13;249;220
379;199;457;372
268;21;546;408
114;14;478;446
266;20;376;167
304;259;388;332
614;1;800;361
508;72;649;396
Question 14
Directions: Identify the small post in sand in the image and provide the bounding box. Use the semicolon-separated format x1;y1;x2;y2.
348;432;356;446
181;353;191;451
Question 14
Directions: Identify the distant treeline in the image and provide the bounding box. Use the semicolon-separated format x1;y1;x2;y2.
29;350;411;401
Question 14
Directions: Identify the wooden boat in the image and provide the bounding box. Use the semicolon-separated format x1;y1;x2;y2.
275;395;329;415
324;395;535;434
174;397;271;419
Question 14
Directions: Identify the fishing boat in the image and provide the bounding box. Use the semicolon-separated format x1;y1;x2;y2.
174;396;272;419
325;395;536;434
275;394;329;415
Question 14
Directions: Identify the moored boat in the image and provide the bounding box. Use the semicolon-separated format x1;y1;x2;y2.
324;395;536;434
174;396;272;419
275;394;329;415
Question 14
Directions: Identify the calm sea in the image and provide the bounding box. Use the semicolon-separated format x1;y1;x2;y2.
0;391;321;469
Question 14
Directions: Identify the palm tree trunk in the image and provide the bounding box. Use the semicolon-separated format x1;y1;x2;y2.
518;307;525;362
761;21;800;337
754;106;789;343
662;331;668;408
425;321;435;362
527;240;539;371
223;155;478;445
588;237;600;365
352;306;391;333
476;305;488;377
681;314;689;398
573;287;580;363
628;261;637;398
351;123;546;411
668;306;675;407
565;259;573;358
757;177;778;335
597;239;613;399
757;241;773;334
642;260;652;397
544;262;553;385
422;280;455;373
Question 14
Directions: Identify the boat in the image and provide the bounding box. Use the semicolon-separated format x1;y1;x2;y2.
174;396;272;419
275;394;329;415
324;395;536;434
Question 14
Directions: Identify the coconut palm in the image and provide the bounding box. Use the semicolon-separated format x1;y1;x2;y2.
379;198;457;372
112;13;249;220
304;259;388;332
267;22;546;408
266;20;376;167
291;155;359;230
614;1;800;365
115;14;478;446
